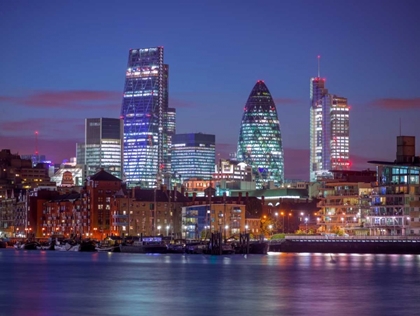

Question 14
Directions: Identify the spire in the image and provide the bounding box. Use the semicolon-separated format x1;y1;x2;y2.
317;55;321;78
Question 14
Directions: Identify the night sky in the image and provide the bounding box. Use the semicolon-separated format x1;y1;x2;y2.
1;0;419;180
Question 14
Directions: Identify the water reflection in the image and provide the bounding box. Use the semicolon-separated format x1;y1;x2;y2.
0;249;419;316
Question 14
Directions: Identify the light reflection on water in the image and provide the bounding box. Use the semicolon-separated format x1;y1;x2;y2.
1;249;419;316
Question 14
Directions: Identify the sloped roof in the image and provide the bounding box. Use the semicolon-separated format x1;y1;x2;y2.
88;169;122;182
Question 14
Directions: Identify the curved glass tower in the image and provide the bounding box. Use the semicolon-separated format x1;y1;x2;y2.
237;81;284;188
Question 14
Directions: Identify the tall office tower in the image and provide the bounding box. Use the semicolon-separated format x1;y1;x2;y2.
120;47;169;188
164;107;176;184
237;80;284;189
83;118;123;179
310;76;349;182
171;133;215;181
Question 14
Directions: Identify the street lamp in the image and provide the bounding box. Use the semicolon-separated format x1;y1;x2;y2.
304;218;308;233
166;225;170;237
157;225;161;236
268;224;273;237
281;212;285;234
224;225;229;241
288;213;292;233
245;225;248;234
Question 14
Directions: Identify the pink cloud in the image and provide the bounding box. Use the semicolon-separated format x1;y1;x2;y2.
0;90;121;109
369;98;420;110
169;97;195;108
273;98;302;105
0;118;84;140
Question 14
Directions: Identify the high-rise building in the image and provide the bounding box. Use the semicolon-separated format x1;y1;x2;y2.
81;118;123;179
237;80;284;189
310;75;349;182
171;133;215;181
120;47;169;188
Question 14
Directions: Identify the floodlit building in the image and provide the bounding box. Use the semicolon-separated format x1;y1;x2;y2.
80;118;124;180
310;74;350;182
237;80;284;189
368;136;420;235
171;133;215;181
120;47;170;188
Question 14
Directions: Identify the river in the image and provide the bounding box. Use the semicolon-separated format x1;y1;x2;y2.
1;249;419;316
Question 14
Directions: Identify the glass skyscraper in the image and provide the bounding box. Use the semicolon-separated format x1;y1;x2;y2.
171;133;215;181
310;76;349;182
82;118;123;179
237;81;284;189
120;47;169;188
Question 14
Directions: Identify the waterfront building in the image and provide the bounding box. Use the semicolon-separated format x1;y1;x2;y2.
120;47;169;188
112;187;189;238
237;80;284;189
182;196;246;240
368;136;420;236
171;133;215;181
316;170;376;235
310;74;350;182
0;189;27;238
79;118;123;180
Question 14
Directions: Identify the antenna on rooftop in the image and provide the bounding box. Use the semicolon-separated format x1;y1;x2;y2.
35;131;39;156
317;55;321;78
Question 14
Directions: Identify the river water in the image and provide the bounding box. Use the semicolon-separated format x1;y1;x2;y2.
1;249;419;316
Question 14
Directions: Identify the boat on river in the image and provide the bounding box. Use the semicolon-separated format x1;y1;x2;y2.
120;236;167;254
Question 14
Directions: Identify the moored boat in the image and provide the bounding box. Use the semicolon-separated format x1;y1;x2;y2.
120;236;167;254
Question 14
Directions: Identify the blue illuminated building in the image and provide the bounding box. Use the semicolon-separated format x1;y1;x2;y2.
120;47;169;188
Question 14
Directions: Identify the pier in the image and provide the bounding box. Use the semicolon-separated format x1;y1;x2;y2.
268;236;420;254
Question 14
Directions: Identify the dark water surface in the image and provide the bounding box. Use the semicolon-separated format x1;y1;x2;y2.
1;249;419;316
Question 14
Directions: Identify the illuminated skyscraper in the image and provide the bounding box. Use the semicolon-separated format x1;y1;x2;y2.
120;47;169;187
237;80;284;188
310;73;349;182
82;118;123;179
171;133;215;181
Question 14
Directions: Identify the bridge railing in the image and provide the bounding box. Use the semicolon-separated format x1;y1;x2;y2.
280;235;420;241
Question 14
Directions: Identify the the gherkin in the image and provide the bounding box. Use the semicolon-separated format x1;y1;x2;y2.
237;81;284;188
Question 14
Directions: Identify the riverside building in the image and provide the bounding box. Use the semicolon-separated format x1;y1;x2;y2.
237;81;284;189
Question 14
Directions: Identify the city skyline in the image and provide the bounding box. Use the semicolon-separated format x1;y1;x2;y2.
1;1;419;180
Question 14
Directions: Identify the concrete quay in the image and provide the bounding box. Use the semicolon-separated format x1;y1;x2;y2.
268;236;420;254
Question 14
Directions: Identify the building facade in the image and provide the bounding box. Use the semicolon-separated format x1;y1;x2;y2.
237;80;284;189
367;136;420;236
310;76;350;181
120;47;169;188
171;133;215;181
82;118;123;180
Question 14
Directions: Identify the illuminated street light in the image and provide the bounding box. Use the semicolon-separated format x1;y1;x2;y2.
157;225;161;236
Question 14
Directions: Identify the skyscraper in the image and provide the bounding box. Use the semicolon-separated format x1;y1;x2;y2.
120;47;169;187
310;74;349;182
237;80;284;189
171;133;215;181
81;118;123;179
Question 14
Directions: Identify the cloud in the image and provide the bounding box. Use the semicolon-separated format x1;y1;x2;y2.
273;98;303;106
0;118;84;139
369;98;420;110
169;97;196;108
0;90;121;109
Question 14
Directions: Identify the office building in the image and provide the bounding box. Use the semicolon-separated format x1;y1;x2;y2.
237;80;284;189
310;74;350;182
171;133;215;181
81;118;123;179
120;47;169;188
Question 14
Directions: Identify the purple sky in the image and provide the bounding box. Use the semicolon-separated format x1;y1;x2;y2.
1;0;419;180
